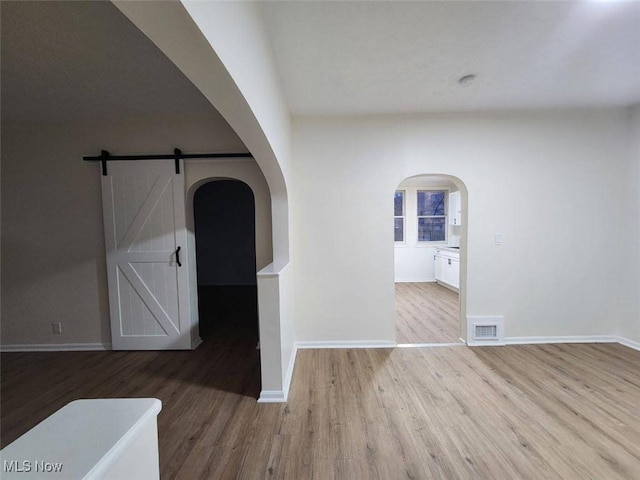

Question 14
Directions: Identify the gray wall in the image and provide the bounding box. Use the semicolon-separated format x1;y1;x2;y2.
1;114;248;346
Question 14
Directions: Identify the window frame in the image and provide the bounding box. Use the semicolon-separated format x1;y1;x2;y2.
394;190;406;243
416;189;447;244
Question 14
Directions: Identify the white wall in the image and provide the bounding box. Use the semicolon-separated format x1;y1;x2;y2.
620;104;640;345
292;109;631;343
113;0;292;266
1;114;247;347
181;1;292;184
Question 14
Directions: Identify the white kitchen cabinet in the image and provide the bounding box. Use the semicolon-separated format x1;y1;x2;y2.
435;248;460;290
449;257;460;289
442;257;453;286
448;191;462;226
442;256;458;288
435;252;444;281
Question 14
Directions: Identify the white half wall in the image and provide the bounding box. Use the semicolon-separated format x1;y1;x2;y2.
257;262;296;402
292;109;632;343
1;115;246;347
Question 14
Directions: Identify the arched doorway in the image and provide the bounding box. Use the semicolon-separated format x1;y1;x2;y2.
192;179;260;396
394;174;468;345
116;0;296;402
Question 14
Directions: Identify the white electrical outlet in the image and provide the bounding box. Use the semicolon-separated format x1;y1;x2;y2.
52;322;62;335
495;233;504;246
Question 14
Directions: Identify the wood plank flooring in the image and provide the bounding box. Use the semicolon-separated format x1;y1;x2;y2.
2;342;640;479
396;282;460;344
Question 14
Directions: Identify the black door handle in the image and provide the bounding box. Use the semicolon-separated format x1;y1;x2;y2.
176;246;182;267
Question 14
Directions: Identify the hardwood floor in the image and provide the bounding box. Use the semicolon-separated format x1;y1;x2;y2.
396;282;460;344
3;343;640;479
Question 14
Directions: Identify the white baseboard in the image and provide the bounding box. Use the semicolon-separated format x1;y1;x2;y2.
258;344;299;403
395;278;436;283
191;337;203;350
504;335;617;346
282;344;298;402
257;390;286;403
616;336;640;352
0;343;112;352
296;340;396;349
397;342;465;348
436;280;459;292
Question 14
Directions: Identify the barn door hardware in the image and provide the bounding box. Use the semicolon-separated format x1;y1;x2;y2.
83;149;253;175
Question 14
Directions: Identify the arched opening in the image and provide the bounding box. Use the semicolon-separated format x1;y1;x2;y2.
394;174;468;345
114;3;295;401
192;179;260;396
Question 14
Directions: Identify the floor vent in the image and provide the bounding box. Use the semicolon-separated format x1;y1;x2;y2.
467;316;505;346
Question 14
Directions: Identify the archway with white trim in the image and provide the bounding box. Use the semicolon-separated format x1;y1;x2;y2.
393;174;469;346
114;2;296;401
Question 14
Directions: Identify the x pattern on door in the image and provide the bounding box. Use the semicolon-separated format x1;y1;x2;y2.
102;160;190;350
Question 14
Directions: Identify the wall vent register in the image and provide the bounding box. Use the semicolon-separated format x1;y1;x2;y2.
467;316;505;346
474;325;498;340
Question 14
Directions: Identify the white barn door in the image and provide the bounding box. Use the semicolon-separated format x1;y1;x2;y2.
101;160;194;350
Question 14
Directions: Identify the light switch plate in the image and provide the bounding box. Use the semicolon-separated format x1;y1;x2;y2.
495;233;504;246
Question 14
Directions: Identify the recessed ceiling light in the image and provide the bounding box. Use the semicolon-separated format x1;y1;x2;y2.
458;74;476;87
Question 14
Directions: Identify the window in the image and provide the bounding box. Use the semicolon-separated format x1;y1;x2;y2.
417;190;446;242
394;190;405;242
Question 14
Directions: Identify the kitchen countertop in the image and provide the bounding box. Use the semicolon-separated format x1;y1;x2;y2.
437;246;461;253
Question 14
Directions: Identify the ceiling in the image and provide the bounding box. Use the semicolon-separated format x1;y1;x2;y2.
260;1;640;115
3;1;639;123
1;1;223;123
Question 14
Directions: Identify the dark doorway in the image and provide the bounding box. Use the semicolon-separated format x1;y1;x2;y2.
193;180;259;396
